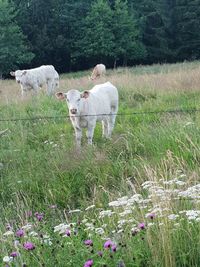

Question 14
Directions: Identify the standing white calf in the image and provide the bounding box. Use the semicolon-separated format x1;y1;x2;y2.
10;65;59;96
56;82;118;147
90;64;106;80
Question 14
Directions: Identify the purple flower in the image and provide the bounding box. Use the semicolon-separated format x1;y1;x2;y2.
10;251;18;257
26;211;32;217
84;259;93;267
84;239;93;246
132;228;139;236
65;229;71;237
148;213;156;220
97;251;103;257
111;244;117;252
138;223;145;230
23;242;35;251
34;212;44;221
104;240;114;249
16;229;24;237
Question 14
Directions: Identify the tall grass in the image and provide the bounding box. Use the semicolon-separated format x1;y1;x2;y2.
1;62;200;266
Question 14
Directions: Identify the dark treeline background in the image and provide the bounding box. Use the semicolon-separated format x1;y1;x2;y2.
1;0;200;76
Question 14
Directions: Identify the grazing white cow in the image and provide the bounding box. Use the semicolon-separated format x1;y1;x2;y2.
56;82;118;147
90;64;106;80
10;65;59;96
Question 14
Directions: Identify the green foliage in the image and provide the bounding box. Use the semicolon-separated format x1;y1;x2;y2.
113;0;145;67
3;0;200;71
74;0;115;65
1;63;200;266
172;0;200;60
0;0;34;76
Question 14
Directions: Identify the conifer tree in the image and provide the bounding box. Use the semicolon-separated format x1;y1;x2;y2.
113;0;145;67
0;0;34;77
74;0;115;67
172;0;200;61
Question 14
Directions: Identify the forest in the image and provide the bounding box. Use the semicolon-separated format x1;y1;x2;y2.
1;0;200;76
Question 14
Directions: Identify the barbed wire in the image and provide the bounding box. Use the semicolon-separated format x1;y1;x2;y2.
0;108;200;122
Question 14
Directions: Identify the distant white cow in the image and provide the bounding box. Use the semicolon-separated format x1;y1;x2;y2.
90;64;106;80
10;65;59;96
56;82;118;147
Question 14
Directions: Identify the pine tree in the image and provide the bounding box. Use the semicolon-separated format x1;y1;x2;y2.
73;0;115;68
0;0;34;77
172;0;200;61
112;0;145;67
132;0;169;64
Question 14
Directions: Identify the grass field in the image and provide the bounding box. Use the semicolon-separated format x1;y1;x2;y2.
1;61;200;266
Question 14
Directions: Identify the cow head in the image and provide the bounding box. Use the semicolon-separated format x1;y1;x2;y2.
10;70;27;84
55;89;90;115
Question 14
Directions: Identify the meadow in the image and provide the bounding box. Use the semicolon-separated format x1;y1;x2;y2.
1;61;200;266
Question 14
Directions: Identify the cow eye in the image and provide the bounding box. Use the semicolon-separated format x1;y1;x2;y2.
77;98;81;102
66;98;69;102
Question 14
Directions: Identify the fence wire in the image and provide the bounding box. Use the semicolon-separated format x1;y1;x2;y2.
0;108;200;123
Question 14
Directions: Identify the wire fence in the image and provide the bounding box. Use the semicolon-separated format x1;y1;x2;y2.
0;108;200;122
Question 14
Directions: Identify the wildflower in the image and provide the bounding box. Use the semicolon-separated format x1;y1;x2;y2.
84;239;93;246
29;231;38;237
111;244;117;252
3;256;13;263
16;229;25;237
104;240;114;249
6;223;12;230
10;252;18;257
49;205;57;209
97;251;103;257
146;213;156;220
99;210;114;218
168;214;179;220
35;212;44;221
65;229;71;237
95;228;104;235
84;259;93;267
3;230;14;237
131;228;139;236
22;224;32;231
25;211;32;217
138;223;145;230
23;242;35;251
54;223;70;234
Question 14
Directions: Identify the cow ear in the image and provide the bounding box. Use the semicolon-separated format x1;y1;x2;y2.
81;90;90;98
22;71;27;76
10;71;15;77
55;92;66;100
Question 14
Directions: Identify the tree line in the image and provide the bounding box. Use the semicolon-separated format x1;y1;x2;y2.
1;0;200;76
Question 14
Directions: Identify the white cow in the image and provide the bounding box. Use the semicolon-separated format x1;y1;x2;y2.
90;64;106;80
10;65;59;96
56;82;118;147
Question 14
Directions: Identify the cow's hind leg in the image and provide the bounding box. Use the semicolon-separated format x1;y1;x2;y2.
108;106;118;137
102;117;109;138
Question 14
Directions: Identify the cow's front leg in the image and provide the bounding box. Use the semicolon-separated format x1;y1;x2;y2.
75;127;82;147
87;122;96;145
